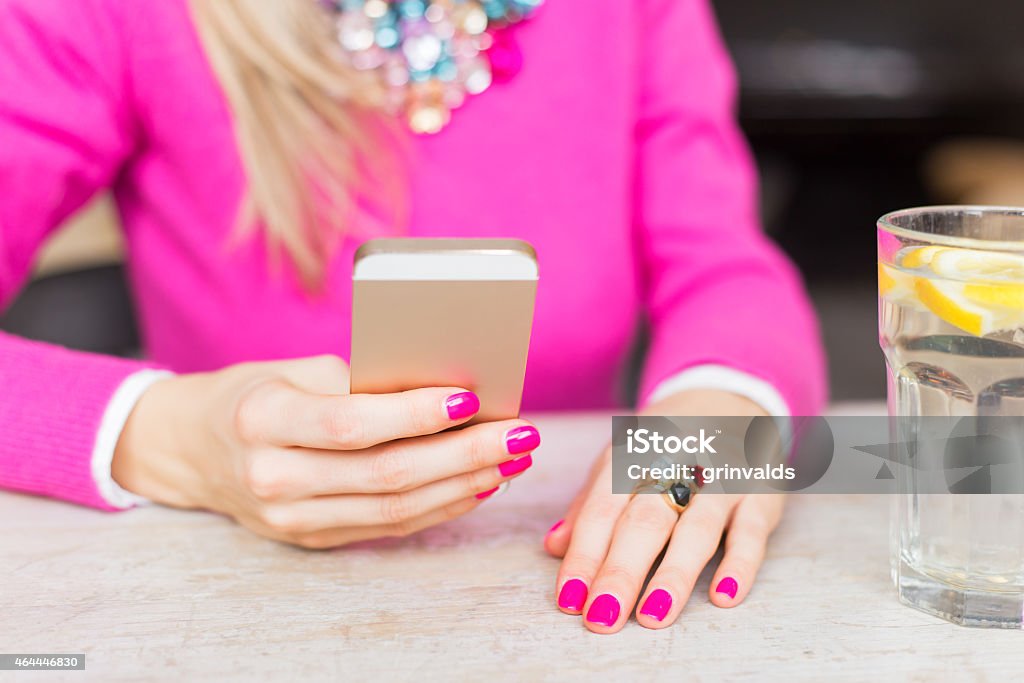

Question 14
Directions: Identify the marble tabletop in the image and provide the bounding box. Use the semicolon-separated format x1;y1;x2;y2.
2;408;1021;681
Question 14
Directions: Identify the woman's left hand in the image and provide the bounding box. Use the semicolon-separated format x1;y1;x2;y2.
543;389;785;634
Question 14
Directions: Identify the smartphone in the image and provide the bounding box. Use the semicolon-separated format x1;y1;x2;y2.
350;238;538;424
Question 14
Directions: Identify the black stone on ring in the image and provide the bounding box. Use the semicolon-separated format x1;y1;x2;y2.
667;481;693;509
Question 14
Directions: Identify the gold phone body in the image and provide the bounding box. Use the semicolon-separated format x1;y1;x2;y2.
350;239;538;424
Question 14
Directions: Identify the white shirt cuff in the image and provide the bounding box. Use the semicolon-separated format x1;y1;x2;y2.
90;369;174;509
646;364;791;417
646;364;796;463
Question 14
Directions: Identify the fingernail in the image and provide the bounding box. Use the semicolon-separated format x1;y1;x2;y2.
498;454;533;477
547;519;564;536
445;391;480;420
585;593;621;627
639;589;672;622
557;578;588;611
716;577;739;599
476;486;500;500
505;425;540;455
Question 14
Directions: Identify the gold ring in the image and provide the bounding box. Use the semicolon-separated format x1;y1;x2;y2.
632;480;698;516
660;480;698;515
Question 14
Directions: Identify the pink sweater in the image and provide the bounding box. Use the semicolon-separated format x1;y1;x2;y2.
0;0;826;510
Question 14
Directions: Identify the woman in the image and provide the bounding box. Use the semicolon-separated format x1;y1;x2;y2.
0;0;826;633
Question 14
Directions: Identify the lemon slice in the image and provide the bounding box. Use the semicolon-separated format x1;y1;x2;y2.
899;245;948;269
878;262;915;304
964;282;1024;309
906;247;1024;335
915;279;1008;336
930;248;1024;314
930;248;1024;281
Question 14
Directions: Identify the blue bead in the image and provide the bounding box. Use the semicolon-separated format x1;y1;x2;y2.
513;0;543;11
481;1;505;20
398;0;426;19
375;26;400;48
409;68;432;82
435;57;458;81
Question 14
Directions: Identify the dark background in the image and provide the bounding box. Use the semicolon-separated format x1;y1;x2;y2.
714;0;1024;400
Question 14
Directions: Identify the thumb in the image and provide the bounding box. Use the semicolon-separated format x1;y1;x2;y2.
272;354;350;396
544;446;611;557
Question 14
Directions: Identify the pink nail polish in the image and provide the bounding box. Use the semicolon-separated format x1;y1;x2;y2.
475;486;499;500
498;454;533;477
445;391;480;420
716;577;739;599
505;425;540;455
547;519;564;535
557;578;588;611
585;593;621;627
639;589;672;622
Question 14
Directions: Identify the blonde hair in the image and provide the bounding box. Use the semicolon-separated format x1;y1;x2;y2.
188;0;402;285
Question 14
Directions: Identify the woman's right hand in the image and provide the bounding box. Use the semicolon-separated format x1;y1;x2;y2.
111;355;539;548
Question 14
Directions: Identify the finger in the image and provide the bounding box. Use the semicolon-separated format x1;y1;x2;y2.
243;421;539;500
272;355;350;395
580;494;678;634
542;502;578;559
634;494;736;629
248;496;483;549
543;447;607;558
254;459;526;534
708;495;784;608
554;459;630;615
236;381;480;449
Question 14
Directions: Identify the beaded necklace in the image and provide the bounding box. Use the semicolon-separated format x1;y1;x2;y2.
322;0;543;134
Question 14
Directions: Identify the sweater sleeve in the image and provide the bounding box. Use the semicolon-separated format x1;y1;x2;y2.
0;0;156;510
633;0;827;416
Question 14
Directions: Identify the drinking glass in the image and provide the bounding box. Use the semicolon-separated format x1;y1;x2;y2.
879;206;1024;627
